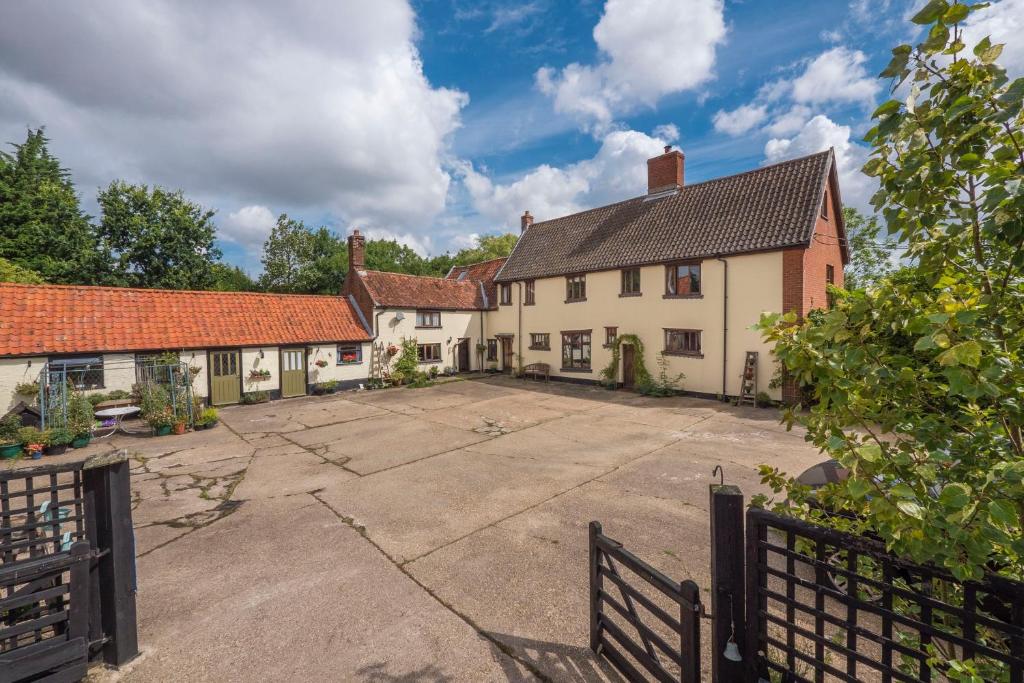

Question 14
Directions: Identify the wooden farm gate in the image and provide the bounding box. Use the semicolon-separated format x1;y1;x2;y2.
1;456;139;682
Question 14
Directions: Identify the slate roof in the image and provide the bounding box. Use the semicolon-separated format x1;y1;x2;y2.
0;283;371;357
495;150;840;282
445;257;507;308
358;270;487;310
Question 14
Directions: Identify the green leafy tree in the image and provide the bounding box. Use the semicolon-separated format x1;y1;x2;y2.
452;233;518;267
258;214;345;294
842;207;898;290
757;0;1024;584
0;128;98;283
0;257;44;284
210;263;260;292
95;181;221;290
364;239;431;275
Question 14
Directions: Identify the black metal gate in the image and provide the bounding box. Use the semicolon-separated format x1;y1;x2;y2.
1;457;139;682
589;521;701;683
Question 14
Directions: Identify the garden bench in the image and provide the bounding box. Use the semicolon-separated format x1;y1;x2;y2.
521;362;550;382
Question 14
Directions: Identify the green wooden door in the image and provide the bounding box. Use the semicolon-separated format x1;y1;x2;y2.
281;348;307;398
209;350;241;406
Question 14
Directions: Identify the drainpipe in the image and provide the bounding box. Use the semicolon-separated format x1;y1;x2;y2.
373;310;385;340
716;256;728;398
516;282;524;373
479;308;485;372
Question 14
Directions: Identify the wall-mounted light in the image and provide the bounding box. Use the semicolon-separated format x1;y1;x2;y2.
27;360;32;368
259;350;265;359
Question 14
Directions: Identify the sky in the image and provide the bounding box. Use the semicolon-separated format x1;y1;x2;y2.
1;0;1022;273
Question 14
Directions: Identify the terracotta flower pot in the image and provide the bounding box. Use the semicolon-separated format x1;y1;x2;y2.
172;422;187;435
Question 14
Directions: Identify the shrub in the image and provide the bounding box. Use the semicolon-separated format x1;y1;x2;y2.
0;414;23;444
48;427;73;446
755;391;773;408
17;426;45;446
393;338;419;379
196;407;218;426
67;391;95;438
636;352;684;397
241;390;269;404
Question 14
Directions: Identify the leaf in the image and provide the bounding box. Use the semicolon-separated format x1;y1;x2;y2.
856;443;882;462
911;0;948;24
847;478;872;500
938;483;970;509
937;340;982;367
989;500;1017;526
922;23;950;52
942;3;969;23
897;501;924;519
945;95;975;122
872;100;901;118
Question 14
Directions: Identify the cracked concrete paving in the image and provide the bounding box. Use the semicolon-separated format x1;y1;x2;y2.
79;376;824;682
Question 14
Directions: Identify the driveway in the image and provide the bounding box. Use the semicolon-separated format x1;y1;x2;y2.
87;376;823;682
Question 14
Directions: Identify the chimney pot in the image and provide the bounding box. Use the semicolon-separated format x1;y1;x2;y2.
647;147;685;194
347;229;365;273
521;210;534;233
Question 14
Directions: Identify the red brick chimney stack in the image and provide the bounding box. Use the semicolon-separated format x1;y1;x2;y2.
521;210;533;233
647;145;685;194
348;229;365;272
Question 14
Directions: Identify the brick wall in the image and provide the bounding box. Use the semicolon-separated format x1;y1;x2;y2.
343;272;376;333
647;148;685;193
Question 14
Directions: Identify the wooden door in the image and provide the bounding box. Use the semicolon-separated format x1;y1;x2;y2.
209;350;241;406
621;344;636;389
457;339;470;372
500;337;513;373
281;348;307;398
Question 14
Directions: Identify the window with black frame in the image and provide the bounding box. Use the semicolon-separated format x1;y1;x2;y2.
417;343;442;362
529;333;549;350
620;268;641;295
566;275;586;302
486;339;498;361
416;310;441;328
561;330;591;370
500;283;512;305
524;280;535;305
664;329;701;356
50;356;104;390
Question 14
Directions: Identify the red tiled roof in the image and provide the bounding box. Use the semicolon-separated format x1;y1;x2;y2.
0;283;371;357
445;257;507;309
359;270;486;310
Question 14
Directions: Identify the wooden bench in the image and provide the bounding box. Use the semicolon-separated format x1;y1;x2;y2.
521;362;550;382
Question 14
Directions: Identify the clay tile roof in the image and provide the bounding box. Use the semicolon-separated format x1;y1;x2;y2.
445;257;507;308
0;283;371;357
358;270;486;311
495;150;838;282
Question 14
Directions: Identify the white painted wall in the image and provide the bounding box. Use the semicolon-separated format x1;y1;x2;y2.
307;343;372;385
1;357;46;411
241;347;280;394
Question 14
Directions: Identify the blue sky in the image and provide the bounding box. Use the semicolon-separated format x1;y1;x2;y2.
1;0;1021;273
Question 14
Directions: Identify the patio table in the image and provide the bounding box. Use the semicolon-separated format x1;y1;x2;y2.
93;406;141;438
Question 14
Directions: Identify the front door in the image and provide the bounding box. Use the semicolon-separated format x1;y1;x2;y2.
622;344;636;389
500;337;514;373
209;350;241;406
281;348;307;398
457;339;470;372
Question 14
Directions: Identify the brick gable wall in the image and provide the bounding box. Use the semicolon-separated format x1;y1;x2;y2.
343;271;376;334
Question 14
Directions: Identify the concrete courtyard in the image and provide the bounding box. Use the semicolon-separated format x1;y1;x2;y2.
86;376;824;682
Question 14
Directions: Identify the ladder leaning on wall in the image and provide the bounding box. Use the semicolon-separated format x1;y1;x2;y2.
738;351;758;406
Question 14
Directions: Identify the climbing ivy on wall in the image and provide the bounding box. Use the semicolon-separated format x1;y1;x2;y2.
599;334;651;388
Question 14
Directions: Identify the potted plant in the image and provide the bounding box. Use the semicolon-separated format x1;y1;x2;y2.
45;427;72;455
14;381;39;401
241;390;269;404
315;359;328;368
428;366;439;379
323;379;339;394
172;419;187;435
18;427;46;460
195;407;218;430
67;392;95;448
249;369;271;381
387;344;398;357
0;414;23;459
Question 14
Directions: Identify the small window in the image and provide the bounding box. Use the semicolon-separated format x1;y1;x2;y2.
337;344;362;364
666;262;701;296
664;329;702;356
500;283;512;305
821;193;829;219
566;274;586;302
416;310;441;328
529;333;550;350
417;343;442;363
561;330;591;370
525;280;535;305
826;264;836;309
486;339;498;361
50;355;104;390
620;268;641;295
605;327;617;347
456;271;468;281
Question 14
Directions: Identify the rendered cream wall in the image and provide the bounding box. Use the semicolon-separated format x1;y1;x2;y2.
375;308;483;371
307;343;372;384
242;347;280;394
485;252;783;399
1;357;46;411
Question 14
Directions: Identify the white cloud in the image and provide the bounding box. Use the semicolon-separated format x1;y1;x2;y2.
462;128;671;227
764;114;874;211
536;0;726;131
764;105;812;137
485;2;542;33
712;104;768;136
961;0;1024;77
220;205;277;251
652;123;680;142
791;47;880;106
0;1;467;242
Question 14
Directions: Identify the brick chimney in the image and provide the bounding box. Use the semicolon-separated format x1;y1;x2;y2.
647;145;685;194
521;210;533;233
348;229;365;272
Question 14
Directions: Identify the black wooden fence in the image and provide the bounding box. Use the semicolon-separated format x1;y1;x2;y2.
0;455;138;681
591;485;1024;683
589;521;702;683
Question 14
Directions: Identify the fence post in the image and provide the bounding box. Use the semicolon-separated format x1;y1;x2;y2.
589;520;602;654
710;484;745;683
83;458;139;666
